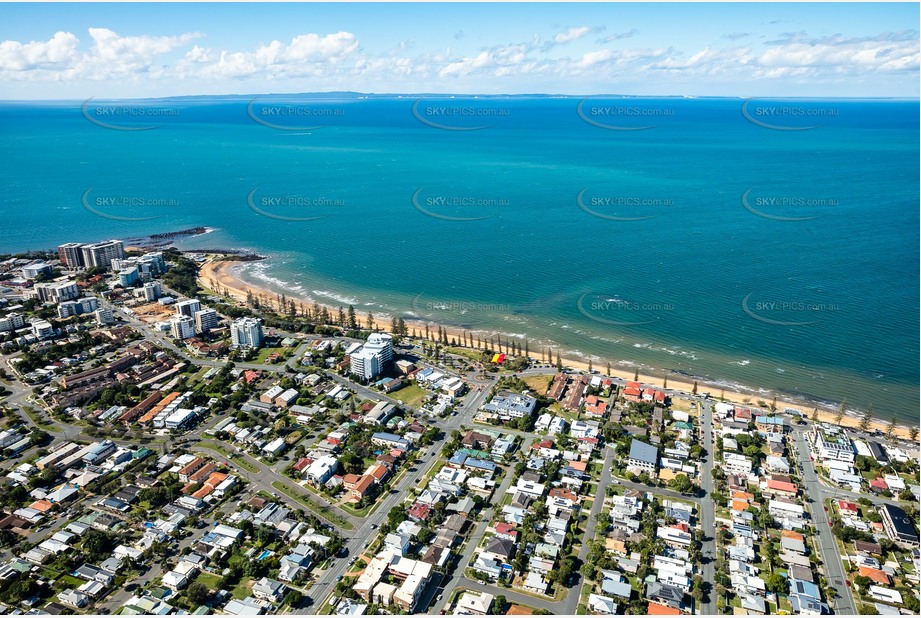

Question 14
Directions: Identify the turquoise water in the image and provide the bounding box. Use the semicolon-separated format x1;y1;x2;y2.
0;96;917;421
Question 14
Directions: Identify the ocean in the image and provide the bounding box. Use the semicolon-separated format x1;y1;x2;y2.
0;95;917;422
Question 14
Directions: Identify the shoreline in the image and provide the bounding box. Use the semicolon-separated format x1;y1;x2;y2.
196;255;914;440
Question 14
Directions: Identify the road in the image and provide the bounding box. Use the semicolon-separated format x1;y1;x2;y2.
792;430;857;615
697;400;717;616
298;373;497;614
567;444;619;614
435;436;537;611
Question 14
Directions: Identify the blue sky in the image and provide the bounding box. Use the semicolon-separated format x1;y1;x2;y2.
0;3;917;98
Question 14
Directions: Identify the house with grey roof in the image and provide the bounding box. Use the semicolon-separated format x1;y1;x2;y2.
627;439;658;471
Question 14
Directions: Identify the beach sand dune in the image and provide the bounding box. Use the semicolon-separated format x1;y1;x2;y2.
197;256;913;439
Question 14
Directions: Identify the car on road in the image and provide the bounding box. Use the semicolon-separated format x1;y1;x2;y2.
336;575;343;582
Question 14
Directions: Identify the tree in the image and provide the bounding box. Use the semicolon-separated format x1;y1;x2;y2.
886;415;897;438
765;572;787;594
692;381;698;395
811;408;819;422
858;405;872;432
347;305;357;329
910;426;919;442
852;575;871;590
186;582;211;605
669;474;693;494
493;595;507;613
366;312;374;330
283;589;303;608
763;540;778;566
82;529;115;561
834;399;846;425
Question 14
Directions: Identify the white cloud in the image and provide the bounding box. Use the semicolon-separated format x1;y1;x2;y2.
0;23;916;96
555;26;593;45
0;31;80;71
577;49;614;68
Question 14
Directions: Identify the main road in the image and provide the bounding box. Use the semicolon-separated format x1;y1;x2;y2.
792;430;857;615
697;400;717;616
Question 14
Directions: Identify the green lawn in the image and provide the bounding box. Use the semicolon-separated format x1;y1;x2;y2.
195;572;222;590
444;347;485;362
22;406;54;428
270;481;354;530
392;383;427;408
252;347;290;364
197;442;260;473
230;578;253;600
56;575;84;588
339;501;378;518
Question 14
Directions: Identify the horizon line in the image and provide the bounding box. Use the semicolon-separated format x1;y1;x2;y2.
2;92;920;103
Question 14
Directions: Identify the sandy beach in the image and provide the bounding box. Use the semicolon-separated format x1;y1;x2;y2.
198;256;914;440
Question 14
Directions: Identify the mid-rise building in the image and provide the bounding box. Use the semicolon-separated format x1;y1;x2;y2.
95;308;114;326
57;296;99;319
0;313;26;332
113;252;166;279
58;242;86;269
350;333;394;381
33;280;79;303
21;262;53;279
230;317;264;349
139;281;162;302
194;308;219;333
118;267;140;287
175;299;202;318
170;316;196;340
31;319;55;339
80;240;125;270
